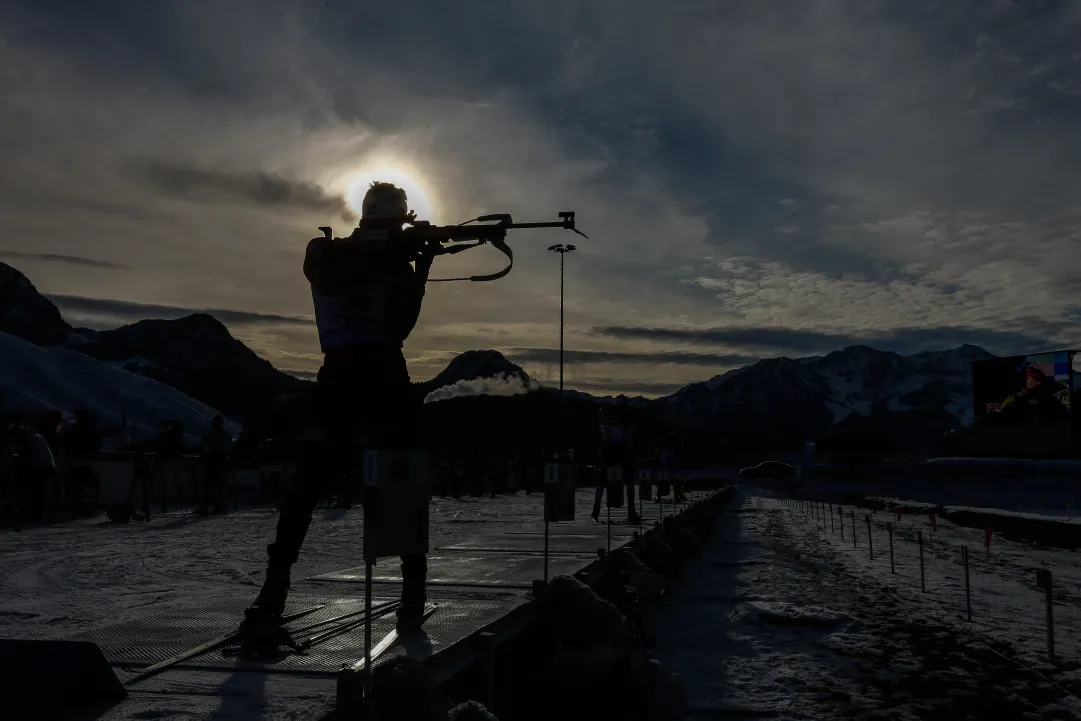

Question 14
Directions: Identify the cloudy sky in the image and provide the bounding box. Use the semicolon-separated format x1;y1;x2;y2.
2;0;1080;397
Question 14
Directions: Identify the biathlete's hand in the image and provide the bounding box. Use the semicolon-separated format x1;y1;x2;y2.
417;239;442;262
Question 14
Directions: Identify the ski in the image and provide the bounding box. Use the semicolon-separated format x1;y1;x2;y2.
124;604;325;686
335;603;439;713
221;600;404;658
291;599;399;642
345;603;439;674
297;601;402;651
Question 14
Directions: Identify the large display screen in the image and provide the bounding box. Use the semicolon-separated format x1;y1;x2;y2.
972;351;1072;423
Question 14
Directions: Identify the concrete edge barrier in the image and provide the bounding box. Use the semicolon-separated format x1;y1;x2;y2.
331;484;736;720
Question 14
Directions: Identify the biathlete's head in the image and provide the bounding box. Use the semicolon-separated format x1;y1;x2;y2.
361;182;414;224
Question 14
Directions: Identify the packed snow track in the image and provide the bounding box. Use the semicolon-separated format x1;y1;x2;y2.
654;490;1081;721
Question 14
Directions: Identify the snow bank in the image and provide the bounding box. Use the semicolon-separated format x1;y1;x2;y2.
655;494;1081;719
0;331;234;441
731;601;852;630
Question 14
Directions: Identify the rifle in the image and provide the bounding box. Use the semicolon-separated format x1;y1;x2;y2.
318;211;587;282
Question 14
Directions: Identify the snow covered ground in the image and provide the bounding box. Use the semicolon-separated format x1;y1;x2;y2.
0;488;654;719
0;490;635;639
655;487;1081;720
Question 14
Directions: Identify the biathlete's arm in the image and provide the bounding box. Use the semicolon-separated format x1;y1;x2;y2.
390;251;434;341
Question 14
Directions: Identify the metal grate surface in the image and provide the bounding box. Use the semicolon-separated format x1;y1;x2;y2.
505;521;642;537
65;590;526;676
312;552;587;587
434;546;594;557
436;529;631;553
436;532;615;554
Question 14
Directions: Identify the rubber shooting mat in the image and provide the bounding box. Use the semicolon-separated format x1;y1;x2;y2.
65;590;525;676
311;551;589;588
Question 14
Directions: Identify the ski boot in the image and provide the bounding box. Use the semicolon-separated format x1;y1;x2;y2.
396;555;428;632
242;567;289;631
395;601;428;632
628;508;642;525
238;567;299;655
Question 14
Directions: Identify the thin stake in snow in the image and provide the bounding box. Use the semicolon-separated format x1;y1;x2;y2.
851;511;857;548
839;505;844;540
962;545;972;622
866;514;873;560
887;521;895;574
829;503;834;532
918;530;926;592
1036;568;1054;663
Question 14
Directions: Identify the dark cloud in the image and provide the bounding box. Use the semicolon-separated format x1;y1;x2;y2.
0;250;129;269
122;158;356;222
69;197;170;223
868;325;1067;357
46;294;313;327
592;324;1061;357
505;346;759;367
592;326;855;353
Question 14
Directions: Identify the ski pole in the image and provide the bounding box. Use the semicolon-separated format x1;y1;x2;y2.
292;599;400;637
300;602;401;649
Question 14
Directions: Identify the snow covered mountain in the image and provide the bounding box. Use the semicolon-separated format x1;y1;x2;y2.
0;261;310;419
0;259;1002;449
68;314;310;417
663;344;995;446
0;331;234;441
415;350;652;405
0;262;71;346
414;349;536;403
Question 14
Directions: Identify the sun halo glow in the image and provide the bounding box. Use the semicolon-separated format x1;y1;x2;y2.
345;164;438;224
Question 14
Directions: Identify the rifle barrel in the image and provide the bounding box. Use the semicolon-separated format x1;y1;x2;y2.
506;221;566;229
407;226;504;243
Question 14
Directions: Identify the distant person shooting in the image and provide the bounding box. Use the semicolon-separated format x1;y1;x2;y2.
593;405;642;525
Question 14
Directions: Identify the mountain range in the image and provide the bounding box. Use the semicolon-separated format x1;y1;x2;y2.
1;259;996;451
662;344;992;449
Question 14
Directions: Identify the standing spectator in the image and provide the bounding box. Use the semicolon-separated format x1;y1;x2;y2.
1;417;16;526
197;415;233;514
592;406;642;524
36;410;63;506
64;409;103;514
15;423;56;524
659;431;685;502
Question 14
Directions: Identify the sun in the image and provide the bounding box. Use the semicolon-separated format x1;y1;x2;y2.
345;163;439;223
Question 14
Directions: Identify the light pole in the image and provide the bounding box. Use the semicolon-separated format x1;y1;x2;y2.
547;244;576;397
544;243;575;588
